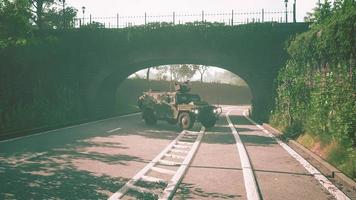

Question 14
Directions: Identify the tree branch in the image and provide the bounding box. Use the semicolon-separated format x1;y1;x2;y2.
31;1;37;9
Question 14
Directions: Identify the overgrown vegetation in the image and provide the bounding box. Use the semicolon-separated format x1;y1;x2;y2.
270;0;355;179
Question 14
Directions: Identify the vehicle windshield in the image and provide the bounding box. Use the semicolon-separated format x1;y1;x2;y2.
176;93;201;104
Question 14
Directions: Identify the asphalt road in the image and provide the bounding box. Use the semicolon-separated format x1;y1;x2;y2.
0;106;348;200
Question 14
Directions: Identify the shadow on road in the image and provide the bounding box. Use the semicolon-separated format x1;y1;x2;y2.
239;135;277;146
0;149;129;199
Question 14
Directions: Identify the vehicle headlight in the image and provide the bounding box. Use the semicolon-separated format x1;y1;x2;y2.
213;107;221;114
193;109;199;114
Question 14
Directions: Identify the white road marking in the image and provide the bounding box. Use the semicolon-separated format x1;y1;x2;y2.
107;127;122;133
0;113;140;143
176;141;193;146
151;167;176;175
159;127;205;200
165;153;186;160
108;127;205;200
108;130;187;200
173;144;190;149
226;110;261;200
141;175;166;183
170;149;190;154
158;159;181;166
242;110;350;200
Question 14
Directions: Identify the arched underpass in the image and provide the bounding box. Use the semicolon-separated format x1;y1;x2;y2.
114;65;253;116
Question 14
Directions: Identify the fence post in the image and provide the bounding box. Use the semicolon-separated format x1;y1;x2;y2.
293;0;296;23
89;14;92;24
79;19;82;27
285;0;288;23
145;12;147;25
202;10;204;23
117;13;119;28
231;10;234;26
262;9;264;23
173;12;175;25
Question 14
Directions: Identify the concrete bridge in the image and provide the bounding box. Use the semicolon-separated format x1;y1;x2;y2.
7;22;309;122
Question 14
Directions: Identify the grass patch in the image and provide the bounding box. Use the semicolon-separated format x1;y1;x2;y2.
296;133;316;149
296;133;356;180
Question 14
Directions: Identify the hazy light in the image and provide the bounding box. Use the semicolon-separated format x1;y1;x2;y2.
128;65;247;86
66;0;318;22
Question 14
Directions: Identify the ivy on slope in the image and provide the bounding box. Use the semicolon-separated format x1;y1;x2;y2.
270;0;355;178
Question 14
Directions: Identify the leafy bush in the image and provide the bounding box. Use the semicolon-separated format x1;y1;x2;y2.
271;0;356;178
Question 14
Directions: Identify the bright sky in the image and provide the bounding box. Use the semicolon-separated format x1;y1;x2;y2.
66;0;319;23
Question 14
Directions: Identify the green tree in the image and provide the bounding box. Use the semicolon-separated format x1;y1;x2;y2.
0;0;32;47
28;0;77;29
29;0;54;29
192;65;209;83
305;0;333;24
43;6;77;29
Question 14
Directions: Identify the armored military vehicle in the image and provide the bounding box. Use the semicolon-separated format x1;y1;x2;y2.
137;82;222;130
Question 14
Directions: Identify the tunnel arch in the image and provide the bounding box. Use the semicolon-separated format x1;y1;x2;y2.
117;64;253;108
90;57;261;121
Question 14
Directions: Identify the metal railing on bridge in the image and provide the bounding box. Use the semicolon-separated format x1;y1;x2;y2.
73;9;295;29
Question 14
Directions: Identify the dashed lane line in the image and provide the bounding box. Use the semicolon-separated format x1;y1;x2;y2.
242;110;350;200
107;127;122;133
226;110;261;200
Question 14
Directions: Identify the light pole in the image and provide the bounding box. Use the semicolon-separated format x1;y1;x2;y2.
82;6;86;25
284;0;288;23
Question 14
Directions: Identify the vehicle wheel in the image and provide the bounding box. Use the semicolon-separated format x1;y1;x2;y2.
143;109;157;125
178;112;195;130
201;118;216;128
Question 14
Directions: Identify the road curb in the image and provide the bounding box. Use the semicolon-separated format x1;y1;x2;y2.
263;123;356;198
